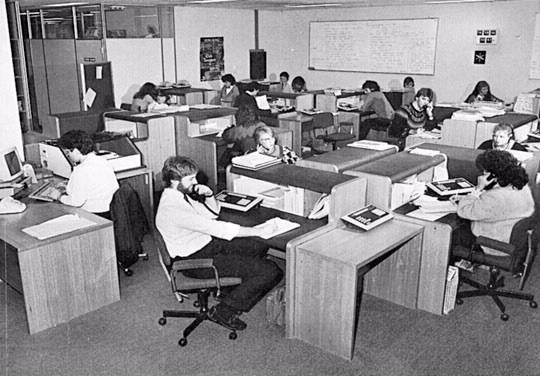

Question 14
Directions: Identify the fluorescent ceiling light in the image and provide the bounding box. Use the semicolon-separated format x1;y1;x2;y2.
424;0;491;3
285;3;343;8
45;2;88;7
187;0;237;3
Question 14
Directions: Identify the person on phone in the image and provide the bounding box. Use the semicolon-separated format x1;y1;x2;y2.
465;80;503;104
54;130;119;217
450;150;534;256
156;156;283;331
477;123;528;152
253;125;299;165
388;87;438;140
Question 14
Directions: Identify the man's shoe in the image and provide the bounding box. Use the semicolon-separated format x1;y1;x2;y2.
208;306;247;331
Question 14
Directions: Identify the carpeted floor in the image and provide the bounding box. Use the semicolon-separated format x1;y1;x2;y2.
1;233;540;376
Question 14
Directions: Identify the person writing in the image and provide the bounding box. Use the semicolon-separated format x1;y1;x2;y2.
477;123;528;152
253;125;299;165
52;130;119;218
147;89;170;112
218;74;239;107
388;87;438;140
451;150;534;256
155;156;284;331
131;82;157;112
465;80;503;104
357;80;395;139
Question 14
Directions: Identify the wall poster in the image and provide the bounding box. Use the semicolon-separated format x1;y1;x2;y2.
200;37;224;81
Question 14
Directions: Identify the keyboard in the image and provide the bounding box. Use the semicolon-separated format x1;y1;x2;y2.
28;182;60;202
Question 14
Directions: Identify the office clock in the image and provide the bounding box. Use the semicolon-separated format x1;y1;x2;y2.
474;50;486;65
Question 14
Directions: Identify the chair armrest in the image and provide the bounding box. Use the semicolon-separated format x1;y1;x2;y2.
171;258;214;271
476;236;516;255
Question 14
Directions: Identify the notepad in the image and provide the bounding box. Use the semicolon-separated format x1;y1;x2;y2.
255;217;300;239
22;214;96;240
232;153;281;170
347;140;396;151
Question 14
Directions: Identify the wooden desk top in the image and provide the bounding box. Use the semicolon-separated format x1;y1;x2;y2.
298;146;396;173
161;87;214;95
230;163;356;194
220;206;327;251
296;219;422;266
347;151;446;183
0;201;111;252
104;107;237;123
487;112;537;127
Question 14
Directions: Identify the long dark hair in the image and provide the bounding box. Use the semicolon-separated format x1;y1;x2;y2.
468;81;494;101
133;82;157;100
476;149;528;189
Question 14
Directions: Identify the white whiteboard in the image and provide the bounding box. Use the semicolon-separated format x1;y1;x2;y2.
309;18;439;75
528;13;540;79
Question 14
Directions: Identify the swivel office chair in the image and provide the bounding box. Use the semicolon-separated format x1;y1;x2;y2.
311;112;356;153
452;214;538;320
154;230;242;346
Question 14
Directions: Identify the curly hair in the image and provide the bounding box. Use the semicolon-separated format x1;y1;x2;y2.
58;130;94;155
475;149;528;189
234;104;259;128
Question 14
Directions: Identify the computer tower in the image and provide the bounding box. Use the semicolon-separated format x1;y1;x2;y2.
250;49;266;80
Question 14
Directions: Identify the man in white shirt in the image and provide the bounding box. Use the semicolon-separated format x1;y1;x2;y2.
156;156;283;331
55;130;119;217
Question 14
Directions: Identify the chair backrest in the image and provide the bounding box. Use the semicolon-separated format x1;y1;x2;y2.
154;230;173;282
312;112;334;130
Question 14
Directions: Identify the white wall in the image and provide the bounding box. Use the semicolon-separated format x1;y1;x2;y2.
174;7;255;91
0;1;24;157
259;1;540;103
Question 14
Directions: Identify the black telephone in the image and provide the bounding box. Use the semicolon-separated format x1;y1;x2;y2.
484;173;497;190
188;191;207;203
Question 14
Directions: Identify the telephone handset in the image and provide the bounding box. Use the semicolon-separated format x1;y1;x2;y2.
188;191;207;203
308;193;330;220
484;173;497;191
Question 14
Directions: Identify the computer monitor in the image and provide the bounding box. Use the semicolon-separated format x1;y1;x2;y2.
0;146;23;183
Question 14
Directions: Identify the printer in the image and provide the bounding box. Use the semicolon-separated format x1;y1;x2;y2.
39;134;143;178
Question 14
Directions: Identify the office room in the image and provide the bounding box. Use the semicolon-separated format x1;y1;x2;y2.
2;0;540;375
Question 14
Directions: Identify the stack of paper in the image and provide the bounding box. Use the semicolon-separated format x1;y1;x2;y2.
347;140;396;151
22;214;96;240
255;217;300;239
232;153;281;170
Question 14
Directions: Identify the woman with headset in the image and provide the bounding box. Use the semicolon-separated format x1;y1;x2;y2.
477;123;528;152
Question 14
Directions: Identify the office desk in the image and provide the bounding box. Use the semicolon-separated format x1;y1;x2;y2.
315;91;365;113
441;112;538;148
260;91;320;111
287;219;424;360
0;202;119;334
162;87;218;105
297;145;397;173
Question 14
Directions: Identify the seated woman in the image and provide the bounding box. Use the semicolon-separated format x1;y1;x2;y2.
233;81;272;118
219;104;265;167
477;123;528;152
451;149;534;257
253;125;299;165
147;89;170;112
465;80;503;104
403;76;415;90
278;71;292;93
131;82;157;112
291;76;307;93
218;73;239;106
358;80;395;139
388;87;438;140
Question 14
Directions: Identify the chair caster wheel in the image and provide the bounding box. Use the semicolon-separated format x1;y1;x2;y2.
456;298;463;305
143;255;149;261
179;338;187;347
530;301;538;309
124;268;133;276
229;331;237;340
158;317;166;326
193;301;201;308
500;313;509;321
